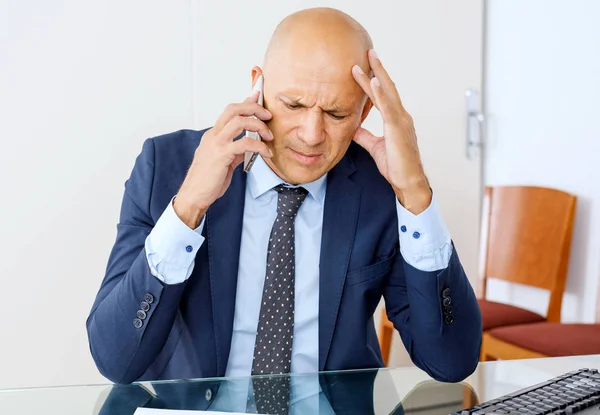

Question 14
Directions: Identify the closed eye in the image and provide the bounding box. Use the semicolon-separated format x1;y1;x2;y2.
285;103;301;110
328;113;348;120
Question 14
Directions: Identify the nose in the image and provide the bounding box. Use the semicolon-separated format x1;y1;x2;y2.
297;110;326;147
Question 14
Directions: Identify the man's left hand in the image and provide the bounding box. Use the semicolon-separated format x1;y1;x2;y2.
352;49;432;215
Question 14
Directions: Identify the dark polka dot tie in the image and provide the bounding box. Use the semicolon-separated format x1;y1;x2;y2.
251;184;308;415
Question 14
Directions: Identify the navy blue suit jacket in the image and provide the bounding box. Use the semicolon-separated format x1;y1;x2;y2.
87;128;482;384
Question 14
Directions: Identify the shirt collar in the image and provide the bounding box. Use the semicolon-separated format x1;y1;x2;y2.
247;155;327;205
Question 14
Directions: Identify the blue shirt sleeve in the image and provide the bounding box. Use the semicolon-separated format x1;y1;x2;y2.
144;197;205;284
395;192;453;272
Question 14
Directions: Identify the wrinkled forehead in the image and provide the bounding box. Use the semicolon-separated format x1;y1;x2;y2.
263;41;369;106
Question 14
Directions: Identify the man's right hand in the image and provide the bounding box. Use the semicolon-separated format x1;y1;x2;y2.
173;91;274;229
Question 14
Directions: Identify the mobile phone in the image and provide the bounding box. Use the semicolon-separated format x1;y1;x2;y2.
243;75;265;172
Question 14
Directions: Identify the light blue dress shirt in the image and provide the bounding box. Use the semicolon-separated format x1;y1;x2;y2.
145;155;453;378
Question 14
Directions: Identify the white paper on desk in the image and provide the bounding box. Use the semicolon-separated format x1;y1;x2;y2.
134;409;257;415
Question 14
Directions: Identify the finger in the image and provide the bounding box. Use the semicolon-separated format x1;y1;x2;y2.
241;92;272;121
214;96;272;131
369;77;398;124
229;137;273;159
353;127;381;155
232;153;245;167
219;116;274;142
368;50;407;116
217;101;273;129
351;65;377;108
368;50;397;98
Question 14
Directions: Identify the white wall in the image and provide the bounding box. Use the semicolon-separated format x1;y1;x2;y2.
0;0;195;388
484;0;600;322
1;0;487;389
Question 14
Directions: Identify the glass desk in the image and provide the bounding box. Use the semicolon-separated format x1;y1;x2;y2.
1;355;599;414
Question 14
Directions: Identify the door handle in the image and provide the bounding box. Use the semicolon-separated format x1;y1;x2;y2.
465;89;484;160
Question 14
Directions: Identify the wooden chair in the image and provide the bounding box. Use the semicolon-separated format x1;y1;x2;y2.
479;186;577;361
483;323;600;360
379;310;394;366
484;242;600;360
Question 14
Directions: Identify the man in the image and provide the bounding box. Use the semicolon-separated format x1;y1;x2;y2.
87;7;481;391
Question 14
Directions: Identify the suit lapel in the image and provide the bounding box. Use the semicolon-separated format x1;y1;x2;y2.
207;166;246;376
319;154;360;370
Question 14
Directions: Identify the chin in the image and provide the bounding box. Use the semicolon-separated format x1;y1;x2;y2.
274;159;328;185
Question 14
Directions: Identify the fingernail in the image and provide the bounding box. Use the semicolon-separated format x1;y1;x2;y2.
353;65;364;75
269;149;274;157
268;129;274;139
372;77;381;88
370;49;378;60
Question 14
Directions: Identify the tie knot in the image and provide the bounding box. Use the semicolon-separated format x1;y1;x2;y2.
274;184;308;217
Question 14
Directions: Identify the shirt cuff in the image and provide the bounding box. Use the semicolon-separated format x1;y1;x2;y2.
395;192;453;272
145;197;205;284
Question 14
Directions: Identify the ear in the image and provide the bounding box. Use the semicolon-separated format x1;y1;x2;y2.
251;66;264;88
360;97;374;124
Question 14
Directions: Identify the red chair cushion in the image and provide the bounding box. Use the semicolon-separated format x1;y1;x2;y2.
478;299;546;330
489;323;600;356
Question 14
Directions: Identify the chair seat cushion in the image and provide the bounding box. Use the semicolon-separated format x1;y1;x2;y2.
478;299;546;330
489;323;600;356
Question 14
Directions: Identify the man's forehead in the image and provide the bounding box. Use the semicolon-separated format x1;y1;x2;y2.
265;63;363;90
263;55;367;108
280;93;347;109
275;86;363;111
272;47;367;71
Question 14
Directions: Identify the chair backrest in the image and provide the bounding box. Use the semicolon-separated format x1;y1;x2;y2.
480;186;577;322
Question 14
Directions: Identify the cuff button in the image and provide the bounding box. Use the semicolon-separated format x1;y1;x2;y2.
412;231;421;239
185;245;193;253
133;318;143;329
400;225;407;233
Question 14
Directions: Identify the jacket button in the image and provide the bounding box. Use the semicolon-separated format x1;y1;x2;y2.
443;297;452;307
444;315;454;325
133;318;143;329
140;301;150;312
137;310;147;320
144;293;155;304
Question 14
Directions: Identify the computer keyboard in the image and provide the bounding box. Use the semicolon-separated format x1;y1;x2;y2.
455;368;600;415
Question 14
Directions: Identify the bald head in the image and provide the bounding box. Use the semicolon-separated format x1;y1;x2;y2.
264;8;372;73
253;8;374;185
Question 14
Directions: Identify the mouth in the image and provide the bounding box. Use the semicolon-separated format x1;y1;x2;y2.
289;148;323;165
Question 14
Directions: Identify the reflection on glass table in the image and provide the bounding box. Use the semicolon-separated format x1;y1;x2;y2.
0;355;599;415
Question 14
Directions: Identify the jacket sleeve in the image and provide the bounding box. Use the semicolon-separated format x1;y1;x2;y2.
383;245;482;383
86;138;190;384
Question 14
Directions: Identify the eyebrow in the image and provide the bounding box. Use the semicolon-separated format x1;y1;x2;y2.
279;94;349;114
